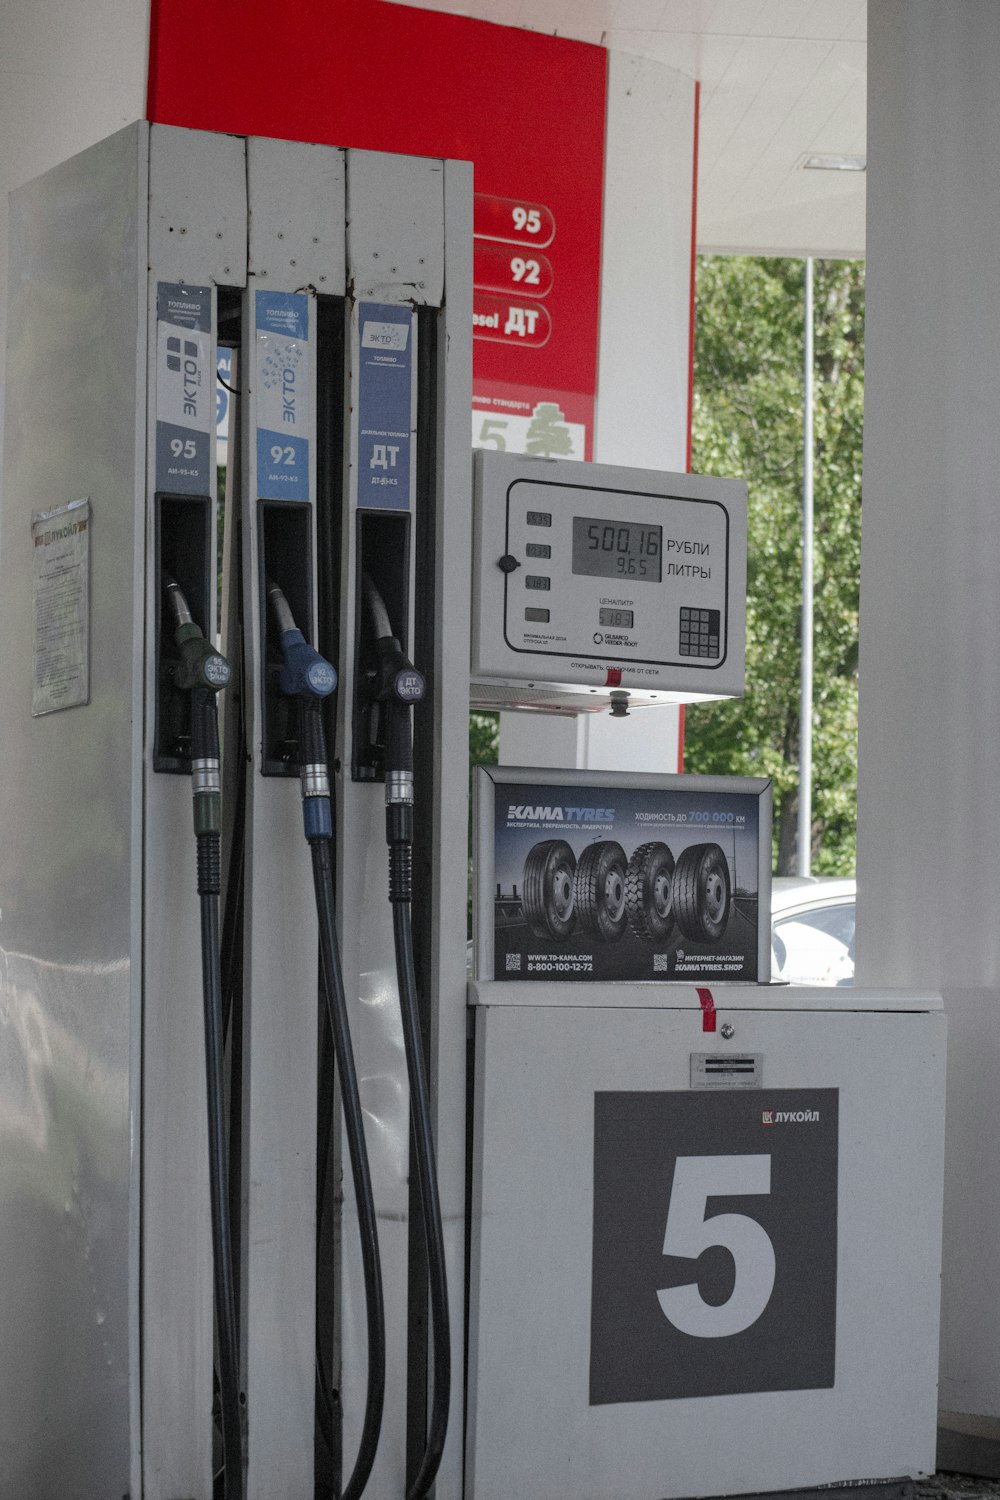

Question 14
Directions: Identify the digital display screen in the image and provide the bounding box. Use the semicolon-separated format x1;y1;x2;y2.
525;542;551;559
526;511;551;528
524;607;550;623
599;607;634;628
525;575;551;591
571;517;662;583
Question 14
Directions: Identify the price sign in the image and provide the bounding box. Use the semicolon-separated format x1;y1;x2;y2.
473;293;552;349
474;192;555;248
590;1089;838;1404
474;242;553;299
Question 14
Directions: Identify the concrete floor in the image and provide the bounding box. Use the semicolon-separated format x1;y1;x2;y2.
919;1477;1000;1499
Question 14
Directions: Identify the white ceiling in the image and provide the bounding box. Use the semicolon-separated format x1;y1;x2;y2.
382;0;868;257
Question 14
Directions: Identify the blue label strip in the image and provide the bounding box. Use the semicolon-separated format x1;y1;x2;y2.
357;302;414;511
155;281;212;495
256;290;311;501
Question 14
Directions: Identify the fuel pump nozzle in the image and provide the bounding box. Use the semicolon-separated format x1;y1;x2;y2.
165;572;232;692
362;575;450;1500
362;573;426;904
161;575;245;1500
267;579;337;840
267;582;385;1500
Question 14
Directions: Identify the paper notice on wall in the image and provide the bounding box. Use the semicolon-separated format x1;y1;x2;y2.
31;498;91;717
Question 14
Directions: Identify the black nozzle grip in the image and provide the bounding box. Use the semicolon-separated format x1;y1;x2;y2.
301;698;328;768
191;687;221;762
386;703;413;776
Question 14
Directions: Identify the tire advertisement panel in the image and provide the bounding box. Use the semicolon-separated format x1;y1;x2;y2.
476;767;771;983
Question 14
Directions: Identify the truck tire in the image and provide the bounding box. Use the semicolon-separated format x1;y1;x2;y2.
576;840;629;942
672;842;732;943
625;841;676;942
522;839;577;940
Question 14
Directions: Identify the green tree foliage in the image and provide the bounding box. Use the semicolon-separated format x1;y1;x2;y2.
468;712;500;934
469;710;499;769
526;401;574;458
685;256;863;875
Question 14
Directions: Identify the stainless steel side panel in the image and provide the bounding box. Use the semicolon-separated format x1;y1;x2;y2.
338;147;423;1496
336;148;471;1499
239;136;340;1500
346;148;446;305
149;123;248;285
425;156;474;1500
0;122;146;1500
141;124;248;1500
247;135;346;291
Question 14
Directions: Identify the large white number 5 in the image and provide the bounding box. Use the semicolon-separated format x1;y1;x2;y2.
657;1154;776;1338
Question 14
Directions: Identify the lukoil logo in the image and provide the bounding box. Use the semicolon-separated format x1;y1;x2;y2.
762;1108;821;1125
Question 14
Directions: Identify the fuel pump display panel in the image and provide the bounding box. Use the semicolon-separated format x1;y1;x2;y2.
505;478;726;666
472;453;747;708
570;516;662;583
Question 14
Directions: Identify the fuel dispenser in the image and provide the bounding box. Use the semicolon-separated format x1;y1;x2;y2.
0;119;946;1500
0;122;470;1500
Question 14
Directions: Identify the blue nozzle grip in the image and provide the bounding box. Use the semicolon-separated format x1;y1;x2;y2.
277;629;337;699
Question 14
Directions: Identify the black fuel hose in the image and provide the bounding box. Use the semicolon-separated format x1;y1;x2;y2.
164;576;245;1500
268;583;385;1500
193;772;245;1500
362;574;451;1500
311;827;386;1500
391;894;451;1500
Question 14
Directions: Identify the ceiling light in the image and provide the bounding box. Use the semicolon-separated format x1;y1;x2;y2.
801;153;866;172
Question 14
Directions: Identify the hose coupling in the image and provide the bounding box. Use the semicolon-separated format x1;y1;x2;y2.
300;763;331;801
385;769;414;807
192;756;222;796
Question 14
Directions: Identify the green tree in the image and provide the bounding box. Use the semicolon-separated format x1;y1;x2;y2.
469;710;499;769
526;401;574;458
685;256;863;875
468;711;500;934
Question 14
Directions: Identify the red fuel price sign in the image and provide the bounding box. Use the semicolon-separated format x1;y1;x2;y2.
473;193;556;248
473;241;553;299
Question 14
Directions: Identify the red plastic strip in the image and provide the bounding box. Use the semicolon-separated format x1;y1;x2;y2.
697;986;716;1033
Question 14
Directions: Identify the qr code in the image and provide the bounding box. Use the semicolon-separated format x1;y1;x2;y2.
505;952;522;972
653;953;670;973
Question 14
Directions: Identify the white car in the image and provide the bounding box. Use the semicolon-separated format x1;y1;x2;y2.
770;875;856;986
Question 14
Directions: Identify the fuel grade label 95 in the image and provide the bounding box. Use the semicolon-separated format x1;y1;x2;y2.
155;281;212;495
